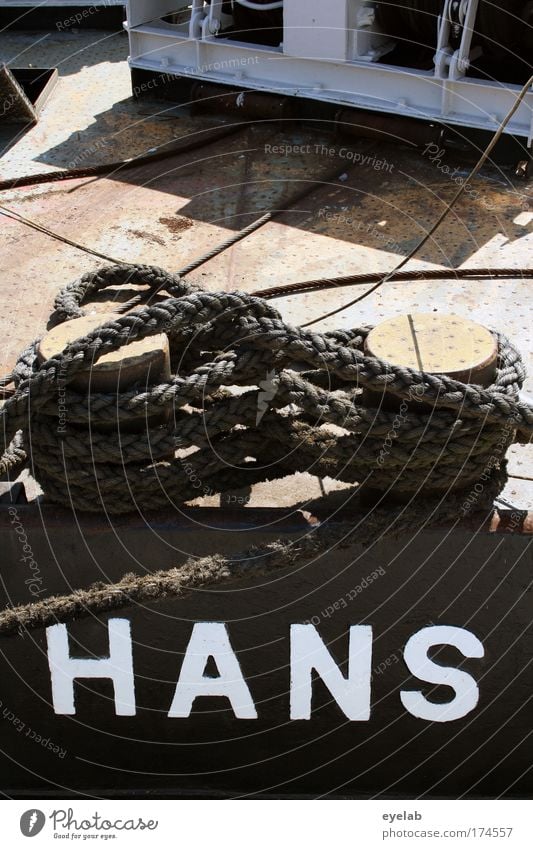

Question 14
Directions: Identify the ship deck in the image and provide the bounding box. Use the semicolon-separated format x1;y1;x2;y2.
0;26;531;513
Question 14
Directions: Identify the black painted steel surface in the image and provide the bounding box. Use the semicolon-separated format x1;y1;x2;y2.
0;508;531;798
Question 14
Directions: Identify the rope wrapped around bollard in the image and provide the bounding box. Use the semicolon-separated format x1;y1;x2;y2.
2;263;532;513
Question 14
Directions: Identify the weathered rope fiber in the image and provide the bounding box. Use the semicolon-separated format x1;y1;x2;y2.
1;263;531;519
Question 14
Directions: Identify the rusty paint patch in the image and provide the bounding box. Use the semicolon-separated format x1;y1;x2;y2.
158;215;193;235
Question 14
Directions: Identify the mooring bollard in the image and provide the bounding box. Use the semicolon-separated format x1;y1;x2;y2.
362;312;499;504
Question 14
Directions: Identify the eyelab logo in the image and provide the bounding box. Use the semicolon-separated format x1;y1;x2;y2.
20;810;46;837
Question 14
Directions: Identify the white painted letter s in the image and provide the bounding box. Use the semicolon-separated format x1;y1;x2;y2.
401;625;484;722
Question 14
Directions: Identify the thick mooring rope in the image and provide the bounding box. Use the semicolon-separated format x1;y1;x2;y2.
0;262;531;634
1;263;531;515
